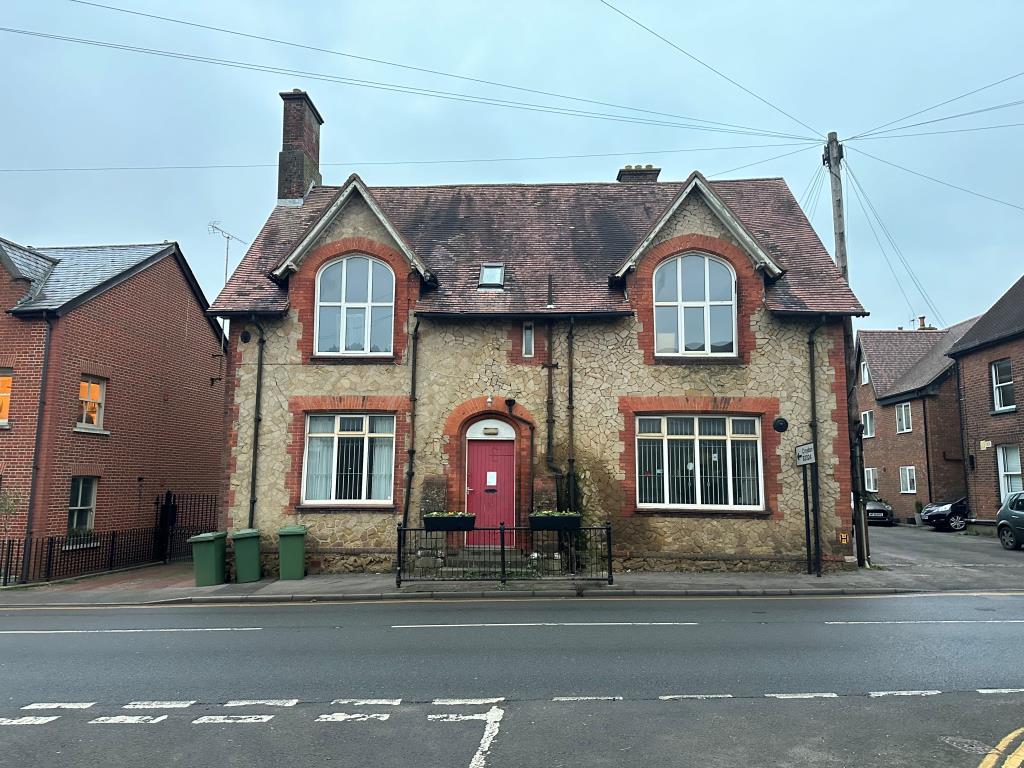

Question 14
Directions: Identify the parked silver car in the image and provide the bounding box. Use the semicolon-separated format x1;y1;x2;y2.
996;492;1024;550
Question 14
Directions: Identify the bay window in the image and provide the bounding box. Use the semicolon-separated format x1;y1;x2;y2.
302;414;396;504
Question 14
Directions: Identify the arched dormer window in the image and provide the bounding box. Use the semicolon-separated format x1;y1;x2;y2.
653;253;736;356
315;255;395;356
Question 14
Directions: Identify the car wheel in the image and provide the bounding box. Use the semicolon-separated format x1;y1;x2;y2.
999;526;1021;551
947;513;967;531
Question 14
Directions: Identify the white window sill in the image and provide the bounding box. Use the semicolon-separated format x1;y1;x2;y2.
863;434;875;439
73;426;111;436
992;406;1017;415
0;422;9;430
900;491;916;495
896;430;912;435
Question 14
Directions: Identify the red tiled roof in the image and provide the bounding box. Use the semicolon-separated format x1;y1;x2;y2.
210;176;864;317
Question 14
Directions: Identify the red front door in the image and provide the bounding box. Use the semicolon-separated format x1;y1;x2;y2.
466;439;515;545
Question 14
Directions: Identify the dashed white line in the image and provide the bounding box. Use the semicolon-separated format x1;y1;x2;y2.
551;696;623;702
0;627;261;634
433;698;505;706
331;698;402;706
224;699;298;707
429;707;505;768
193;715;274;724
123;701;196;709
316;713;390;722
765;692;839;699
22;702;95;710
869;690;942;698
659;694;733;700
90;715;168;725
394;622;698;628
0;716;61;726
978;688;1024;694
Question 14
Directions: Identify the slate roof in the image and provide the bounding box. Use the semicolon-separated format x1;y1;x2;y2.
0;236;56;294
948;272;1024;357
210;176;864;317
884;317;979;399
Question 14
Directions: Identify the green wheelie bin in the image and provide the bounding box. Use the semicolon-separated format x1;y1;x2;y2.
187;531;227;587
231;528;262;584
278;525;309;580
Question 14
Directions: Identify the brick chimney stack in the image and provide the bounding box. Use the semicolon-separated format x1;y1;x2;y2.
616;164;661;183
278;90;324;203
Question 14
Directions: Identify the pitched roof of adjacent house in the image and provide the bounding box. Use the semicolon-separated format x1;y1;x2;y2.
0;236;56;293
947;272;1024;357
210;174;865;318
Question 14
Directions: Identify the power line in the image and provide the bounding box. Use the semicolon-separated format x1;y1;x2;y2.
797;164;824;210
708;145;816;178
851;98;1024;139
847;122;1024;141
0;141;819;174
847;146;1024;213
806;165;828;223
598;0;822;138
67;0;808;141
0;26;819;141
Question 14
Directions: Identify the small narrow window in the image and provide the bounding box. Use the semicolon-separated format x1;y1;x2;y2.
522;322;534;358
864;467;878;493
860;361;870;385
68;476;97;535
992;359;1015;411
479;264;505;289
78;376;106;430
861;410;875;438
899;465;917;494
895;402;912;434
0;369;11;425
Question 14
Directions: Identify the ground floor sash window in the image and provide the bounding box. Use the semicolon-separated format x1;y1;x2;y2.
302;414;395;504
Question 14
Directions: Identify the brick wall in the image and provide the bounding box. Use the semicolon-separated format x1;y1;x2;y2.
925;375;968;503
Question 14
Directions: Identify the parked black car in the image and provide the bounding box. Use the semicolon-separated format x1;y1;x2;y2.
995;492;1024;550
865;500;895;526
920;497;970;531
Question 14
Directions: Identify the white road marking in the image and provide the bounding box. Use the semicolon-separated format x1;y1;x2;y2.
825;620;1024;625
868;690;941;698
0;716;60;725
433;698;505;706
123;701;196;709
429;707;505;768
0;627;261;635
316;713;390;722
193;715;274;724
394;622;698;628
551;696;623;702
978;688;1024;694
765;692;839;699
90;715;168;724
22;702;95;710
659;694;733;700
224;699;298;707
331;698;402;706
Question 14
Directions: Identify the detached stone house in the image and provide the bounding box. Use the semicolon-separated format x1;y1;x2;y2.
0;238;226;538
210;90;865;572
948;274;1024;518
854;317;977;523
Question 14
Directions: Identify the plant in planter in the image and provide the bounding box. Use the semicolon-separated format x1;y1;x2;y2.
528;509;582;531
423;511;477;531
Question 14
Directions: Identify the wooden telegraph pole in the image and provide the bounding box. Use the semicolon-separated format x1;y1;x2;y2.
824;131;870;567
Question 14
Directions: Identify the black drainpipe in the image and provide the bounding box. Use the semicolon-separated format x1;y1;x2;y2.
544;320;565;505
566;316;578;511
807;317;825;577
246;318;266;530
401;320;420;527
505;400;536;518
22;313;54;581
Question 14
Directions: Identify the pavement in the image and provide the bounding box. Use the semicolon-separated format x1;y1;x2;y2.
0;523;1020;607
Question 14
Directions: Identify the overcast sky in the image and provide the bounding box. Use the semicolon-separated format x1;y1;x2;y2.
2;0;1021;330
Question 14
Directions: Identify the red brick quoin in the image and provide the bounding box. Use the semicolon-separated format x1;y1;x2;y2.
617;395;782;519
628;234;762;366
285;395;411;515
441;397;538;521
290;237;420;365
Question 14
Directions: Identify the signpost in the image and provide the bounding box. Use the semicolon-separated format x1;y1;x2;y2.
795;443;821;577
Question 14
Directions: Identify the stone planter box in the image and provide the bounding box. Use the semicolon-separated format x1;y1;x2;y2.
424;515;476;532
529;514;581;532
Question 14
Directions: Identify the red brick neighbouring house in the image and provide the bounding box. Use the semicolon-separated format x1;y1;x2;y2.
948;274;1024;519
855;317;977;523
0;238;226;539
210;90;865;573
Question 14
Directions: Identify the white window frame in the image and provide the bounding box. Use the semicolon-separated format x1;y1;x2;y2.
0;369;11;426
652;253;738;358
313;255;395;357
300;413;396;505
861;361;870;385
895;402;913;434
861;410;875;438
864;467;878;493
478;263;505;290
522;322;535;358
635;414;764;511
77;375;106;430
992;358;1015;412
997;444;1023;502
899;465;917;494
67;476;97;534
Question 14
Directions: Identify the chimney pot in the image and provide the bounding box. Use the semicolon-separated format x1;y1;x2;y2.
277;90;324;203
616;164;662;183
918;315;926;330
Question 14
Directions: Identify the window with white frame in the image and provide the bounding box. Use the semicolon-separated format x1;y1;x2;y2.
653;253;736;356
864;467;879;493
899;465;917;494
67;476;97;534
302;414;396;504
895;402;912;433
522;322;535;358
315;255;395;356
636;415;763;510
861;410;875;438
997;444;1023;502
478;264;505;289
77;376;106;429
861;361;870;385
0;369;11;425
992;359;1015;411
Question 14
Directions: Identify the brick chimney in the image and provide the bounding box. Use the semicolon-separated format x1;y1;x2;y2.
616;164;661;183
278;90;324;203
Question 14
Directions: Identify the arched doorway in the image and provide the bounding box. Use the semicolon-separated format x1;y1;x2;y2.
465;418;516;546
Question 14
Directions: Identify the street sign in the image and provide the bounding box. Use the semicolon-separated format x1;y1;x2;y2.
795;443;816;466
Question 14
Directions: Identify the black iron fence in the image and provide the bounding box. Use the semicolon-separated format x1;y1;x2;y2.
396;523;613;587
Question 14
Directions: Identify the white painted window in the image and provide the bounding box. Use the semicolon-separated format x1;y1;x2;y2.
478;264;505;289
314;256;395;356
997;445;1023;502
895;402;912;433
636;415;763;510
0;369;11;425
899;465;917;494
992;359;1015;411
302;414;395;504
653;253;737;357
864;467;878;493
860;361;870;385
77;376;106;429
522;322;534;358
861;410;875;438
67;476;97;534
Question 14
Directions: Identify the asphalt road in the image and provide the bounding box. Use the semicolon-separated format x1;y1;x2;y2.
869;523;1024;568
2;594;1024;767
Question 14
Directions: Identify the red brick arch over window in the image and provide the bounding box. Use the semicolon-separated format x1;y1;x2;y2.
291;237;420;365
629;234;763;365
441;397;537;521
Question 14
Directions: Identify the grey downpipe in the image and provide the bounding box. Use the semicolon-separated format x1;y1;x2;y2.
246;318;266;530
807;317;824;578
22;314;54;581
401;320;420;528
